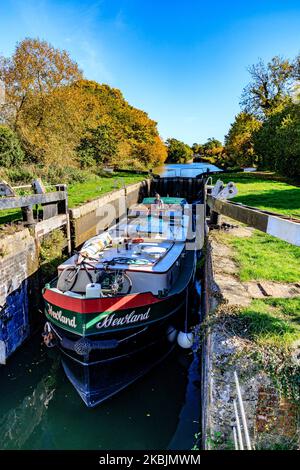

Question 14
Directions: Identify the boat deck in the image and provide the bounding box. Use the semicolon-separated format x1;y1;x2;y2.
59;239;185;273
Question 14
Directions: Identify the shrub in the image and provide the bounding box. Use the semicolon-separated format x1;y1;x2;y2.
0;126;25;167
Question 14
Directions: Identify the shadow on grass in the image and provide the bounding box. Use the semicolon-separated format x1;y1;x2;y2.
231;188;300;215
0;210;22;225
239;309;296;341
231;298;300;345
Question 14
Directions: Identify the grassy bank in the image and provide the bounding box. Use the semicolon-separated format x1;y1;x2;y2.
67;171;145;207
210;171;300;286
209;173;300;449
216;230;300;283
0;168;146;225
212;172;300;217
239;297;300;348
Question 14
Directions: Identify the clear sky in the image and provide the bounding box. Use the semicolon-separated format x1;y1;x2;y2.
0;0;300;144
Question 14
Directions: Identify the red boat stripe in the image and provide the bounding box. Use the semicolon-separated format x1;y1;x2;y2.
43;289;163;313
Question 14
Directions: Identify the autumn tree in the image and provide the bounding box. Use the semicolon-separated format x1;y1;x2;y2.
224;112;261;167
0;40;166;169
191;143;204;155
77;123;119;167
202;137;222;152
0;38;82;129
74;80;167;168
240;57;294;118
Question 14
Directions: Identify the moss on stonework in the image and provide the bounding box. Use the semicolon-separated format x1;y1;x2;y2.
39;228;66;279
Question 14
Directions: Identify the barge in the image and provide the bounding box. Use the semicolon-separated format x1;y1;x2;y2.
42;197;197;406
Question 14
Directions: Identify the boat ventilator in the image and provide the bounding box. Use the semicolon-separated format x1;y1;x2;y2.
62;336;119;355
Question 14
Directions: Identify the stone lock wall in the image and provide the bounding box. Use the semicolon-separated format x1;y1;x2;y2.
0;229;40;364
69;180;150;247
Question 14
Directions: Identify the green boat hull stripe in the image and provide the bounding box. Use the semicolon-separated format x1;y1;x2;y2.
44;295;185;336
86;311;112;330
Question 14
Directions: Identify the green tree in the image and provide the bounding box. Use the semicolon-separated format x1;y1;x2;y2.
253;102;300;177
240;57;294;118
199;137;224;165
202;137;222;152
0;125;24;167
191;142;204;155
77;123;118;166
224;112;261;167
166;138;193;163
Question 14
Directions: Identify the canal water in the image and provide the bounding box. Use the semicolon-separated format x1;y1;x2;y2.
154;162;222;178
0;332;201;450
0;163;206;450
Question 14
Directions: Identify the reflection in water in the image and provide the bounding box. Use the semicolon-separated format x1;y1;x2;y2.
0;361;58;449
0;334;201;450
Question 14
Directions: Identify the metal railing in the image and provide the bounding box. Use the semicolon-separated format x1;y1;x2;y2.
232;371;252;450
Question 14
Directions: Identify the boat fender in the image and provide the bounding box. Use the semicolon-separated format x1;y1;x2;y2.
42;322;57;348
166;326;177;343
177;331;194;349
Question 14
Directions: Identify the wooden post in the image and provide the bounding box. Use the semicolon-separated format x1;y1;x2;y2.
22;205;35;226
209;210;221;226
56;184;71;255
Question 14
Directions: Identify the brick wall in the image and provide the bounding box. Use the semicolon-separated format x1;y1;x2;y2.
0;229;39;364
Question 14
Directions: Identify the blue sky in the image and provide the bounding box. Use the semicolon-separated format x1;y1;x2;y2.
0;0;300;144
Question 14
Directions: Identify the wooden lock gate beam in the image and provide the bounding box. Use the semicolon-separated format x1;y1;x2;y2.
207;195;300;247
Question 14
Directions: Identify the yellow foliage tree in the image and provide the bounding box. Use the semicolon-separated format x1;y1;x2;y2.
0;41;166;169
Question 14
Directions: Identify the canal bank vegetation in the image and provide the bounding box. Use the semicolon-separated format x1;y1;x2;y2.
204;218;300;448
215;228;299;388
202;163;300;449
216;297;300;409
217;229;300;283
206;300;300;449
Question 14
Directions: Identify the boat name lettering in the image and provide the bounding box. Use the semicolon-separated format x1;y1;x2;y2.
47;304;77;328
96;308;150;329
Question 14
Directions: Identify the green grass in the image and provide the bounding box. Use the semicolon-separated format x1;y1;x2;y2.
210;172;300;408
240;297;300;347
226;230;300;283
212;172;300;282
0;209;22;225
212;172;300;217
237;298;300;406
0;171;145;224
67;171;144;207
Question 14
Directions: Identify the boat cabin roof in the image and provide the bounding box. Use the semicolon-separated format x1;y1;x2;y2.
128;204;185;219
59;239;185;274
112;214;189;241
142;197;187;205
